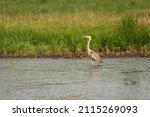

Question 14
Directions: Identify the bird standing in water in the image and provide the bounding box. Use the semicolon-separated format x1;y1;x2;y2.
82;36;102;65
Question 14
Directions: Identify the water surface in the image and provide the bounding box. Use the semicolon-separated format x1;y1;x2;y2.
0;57;150;99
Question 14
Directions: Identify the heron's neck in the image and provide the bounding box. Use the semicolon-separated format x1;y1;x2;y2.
87;38;91;51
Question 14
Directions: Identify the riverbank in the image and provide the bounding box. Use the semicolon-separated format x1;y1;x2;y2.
0;50;150;58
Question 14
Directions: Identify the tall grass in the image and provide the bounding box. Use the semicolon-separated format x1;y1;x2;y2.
1;0;150;15
95;13;150;51
0;0;150;57
0;13;150;57
117;14;150;49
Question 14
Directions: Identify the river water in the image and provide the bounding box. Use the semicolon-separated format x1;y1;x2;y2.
0;57;150;100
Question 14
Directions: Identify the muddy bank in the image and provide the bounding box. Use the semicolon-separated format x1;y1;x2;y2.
0;50;150;58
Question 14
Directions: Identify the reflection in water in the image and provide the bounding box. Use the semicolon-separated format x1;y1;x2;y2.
84;65;101;99
0;58;150;100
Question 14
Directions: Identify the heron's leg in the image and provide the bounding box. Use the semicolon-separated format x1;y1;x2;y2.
95;61;100;66
92;61;94;65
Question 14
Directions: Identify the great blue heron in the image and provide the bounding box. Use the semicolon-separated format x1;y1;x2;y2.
82;36;102;65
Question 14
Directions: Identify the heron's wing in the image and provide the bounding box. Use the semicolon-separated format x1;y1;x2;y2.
89;50;101;61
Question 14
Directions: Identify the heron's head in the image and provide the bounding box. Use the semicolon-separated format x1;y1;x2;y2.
82;36;91;39
82;36;91;42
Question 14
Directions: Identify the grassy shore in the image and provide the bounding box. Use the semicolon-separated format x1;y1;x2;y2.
0;0;150;57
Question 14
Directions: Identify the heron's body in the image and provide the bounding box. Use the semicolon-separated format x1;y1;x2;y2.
83;36;102;65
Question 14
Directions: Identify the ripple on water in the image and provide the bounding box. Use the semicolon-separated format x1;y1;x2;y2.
0;57;150;99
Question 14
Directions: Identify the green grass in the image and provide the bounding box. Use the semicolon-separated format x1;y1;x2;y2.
0;0;150;57
2;0;150;15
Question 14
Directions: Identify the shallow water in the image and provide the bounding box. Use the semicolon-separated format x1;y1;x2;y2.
0;57;150;100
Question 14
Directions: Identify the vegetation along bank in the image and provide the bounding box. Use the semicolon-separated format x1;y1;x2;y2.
0;0;150;58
